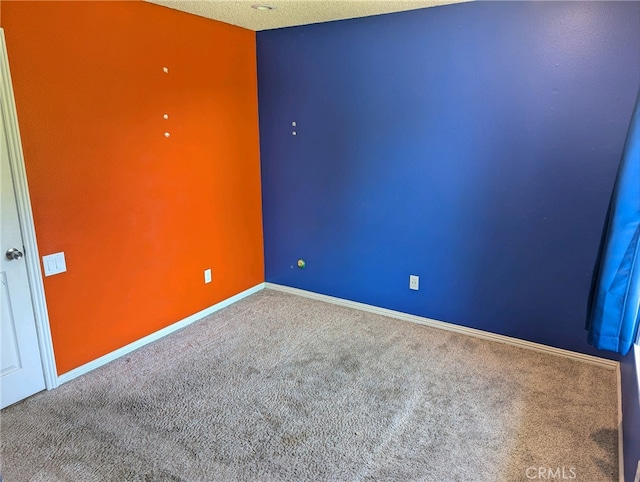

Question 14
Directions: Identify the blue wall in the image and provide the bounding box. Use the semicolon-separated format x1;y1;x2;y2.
257;1;640;358
622;346;640;481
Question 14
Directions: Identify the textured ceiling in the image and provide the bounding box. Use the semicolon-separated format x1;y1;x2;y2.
144;0;470;31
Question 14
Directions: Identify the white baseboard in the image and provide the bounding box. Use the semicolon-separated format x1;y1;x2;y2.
264;283;619;370
56;283;265;385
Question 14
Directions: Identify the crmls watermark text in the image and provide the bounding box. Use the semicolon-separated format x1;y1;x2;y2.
525;467;577;479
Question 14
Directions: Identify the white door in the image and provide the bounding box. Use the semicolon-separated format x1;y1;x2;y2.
0;90;46;409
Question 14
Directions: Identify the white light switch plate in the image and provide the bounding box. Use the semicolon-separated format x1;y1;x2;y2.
42;252;66;276
204;268;212;284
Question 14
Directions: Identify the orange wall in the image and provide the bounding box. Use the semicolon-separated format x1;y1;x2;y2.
2;1;264;374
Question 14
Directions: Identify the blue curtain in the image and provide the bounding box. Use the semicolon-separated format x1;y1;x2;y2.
587;91;640;355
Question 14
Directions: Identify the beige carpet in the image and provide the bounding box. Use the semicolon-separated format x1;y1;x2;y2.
0;289;619;481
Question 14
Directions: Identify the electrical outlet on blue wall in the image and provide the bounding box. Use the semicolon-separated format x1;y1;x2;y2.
409;275;419;291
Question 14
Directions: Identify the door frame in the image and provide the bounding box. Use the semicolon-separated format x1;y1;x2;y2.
1;28;58;390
